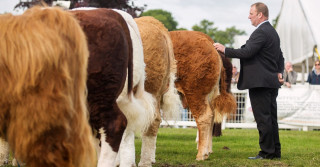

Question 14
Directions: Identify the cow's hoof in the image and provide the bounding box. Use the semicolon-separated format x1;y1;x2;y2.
196;155;205;161
196;153;209;160
138;161;152;167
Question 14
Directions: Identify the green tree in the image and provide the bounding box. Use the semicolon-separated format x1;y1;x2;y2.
140;9;178;31
192;19;246;47
215;26;246;47
192;19;217;38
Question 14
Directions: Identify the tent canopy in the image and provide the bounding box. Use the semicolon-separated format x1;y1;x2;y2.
276;0;320;66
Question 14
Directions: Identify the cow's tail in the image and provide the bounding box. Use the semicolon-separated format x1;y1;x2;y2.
161;32;181;121
119;85;156;132
161;72;181;121
127;35;133;99
211;59;237;123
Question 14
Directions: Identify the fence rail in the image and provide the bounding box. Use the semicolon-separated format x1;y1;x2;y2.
161;84;320;131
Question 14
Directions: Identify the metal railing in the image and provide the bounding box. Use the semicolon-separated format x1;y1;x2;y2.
161;85;320;131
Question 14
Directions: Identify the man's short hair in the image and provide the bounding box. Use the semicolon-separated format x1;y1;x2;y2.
252;2;269;19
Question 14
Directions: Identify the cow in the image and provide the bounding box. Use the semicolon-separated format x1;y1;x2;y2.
170;31;237;160
111;10;159;167
0;7;96;167
70;8;155;167
135;16;181;167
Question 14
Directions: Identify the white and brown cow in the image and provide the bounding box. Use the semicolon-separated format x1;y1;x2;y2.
71;8;156;167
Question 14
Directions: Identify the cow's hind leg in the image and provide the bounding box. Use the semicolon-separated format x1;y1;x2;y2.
98;128;117;167
118;129;136;167
0;138;9;165
97;103;127;167
208;113;214;154
190;98;213;160
139;100;161;167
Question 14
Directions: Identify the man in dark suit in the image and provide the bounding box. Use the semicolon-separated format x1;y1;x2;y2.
214;2;284;160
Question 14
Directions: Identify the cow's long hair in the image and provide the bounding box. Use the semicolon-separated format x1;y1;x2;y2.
0;6;96;167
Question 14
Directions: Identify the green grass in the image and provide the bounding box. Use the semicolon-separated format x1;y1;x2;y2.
2;128;319;167
135;128;320;167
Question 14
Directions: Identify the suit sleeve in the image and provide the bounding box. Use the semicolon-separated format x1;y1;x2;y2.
277;49;284;73
225;29;266;59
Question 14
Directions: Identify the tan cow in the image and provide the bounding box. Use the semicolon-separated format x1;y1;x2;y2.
135;16;181;167
0;7;96;167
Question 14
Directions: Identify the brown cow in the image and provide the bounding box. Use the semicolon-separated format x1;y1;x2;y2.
170;31;237;160
135;16;181;167
0;7;96;167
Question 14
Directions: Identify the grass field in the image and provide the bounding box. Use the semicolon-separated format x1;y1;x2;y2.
135;128;320;167
2;128;319;167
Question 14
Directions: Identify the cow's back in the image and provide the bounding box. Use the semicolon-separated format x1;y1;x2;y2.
135;16;171;97
170;31;221;96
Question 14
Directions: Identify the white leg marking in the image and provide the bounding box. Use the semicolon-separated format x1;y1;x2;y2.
118;128;136;167
138;135;157;167
97;128;117;167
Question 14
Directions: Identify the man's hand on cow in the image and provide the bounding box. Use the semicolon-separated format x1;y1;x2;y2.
213;43;225;53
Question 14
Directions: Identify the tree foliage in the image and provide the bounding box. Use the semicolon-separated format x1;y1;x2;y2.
140;9;178;31
192;19;246;47
192;19;217;38
215;26;246;47
14;0;145;17
272;14;280;29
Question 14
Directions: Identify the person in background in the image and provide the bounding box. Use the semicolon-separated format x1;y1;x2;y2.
307;60;320;85
214;2;284;160
232;65;240;84
283;62;297;88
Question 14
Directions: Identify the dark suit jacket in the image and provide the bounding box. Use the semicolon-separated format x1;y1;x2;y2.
225;21;284;90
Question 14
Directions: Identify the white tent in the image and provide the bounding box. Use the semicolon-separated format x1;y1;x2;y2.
276;0;320;73
52;0;71;9
231;35;249;69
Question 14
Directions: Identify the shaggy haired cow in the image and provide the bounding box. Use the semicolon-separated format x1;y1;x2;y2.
170;31;237;160
70;8;155;167
135;16;181;167
0;7;96;167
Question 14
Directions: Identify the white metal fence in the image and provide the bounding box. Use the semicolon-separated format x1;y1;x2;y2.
161;84;320;131
161;86;248;128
